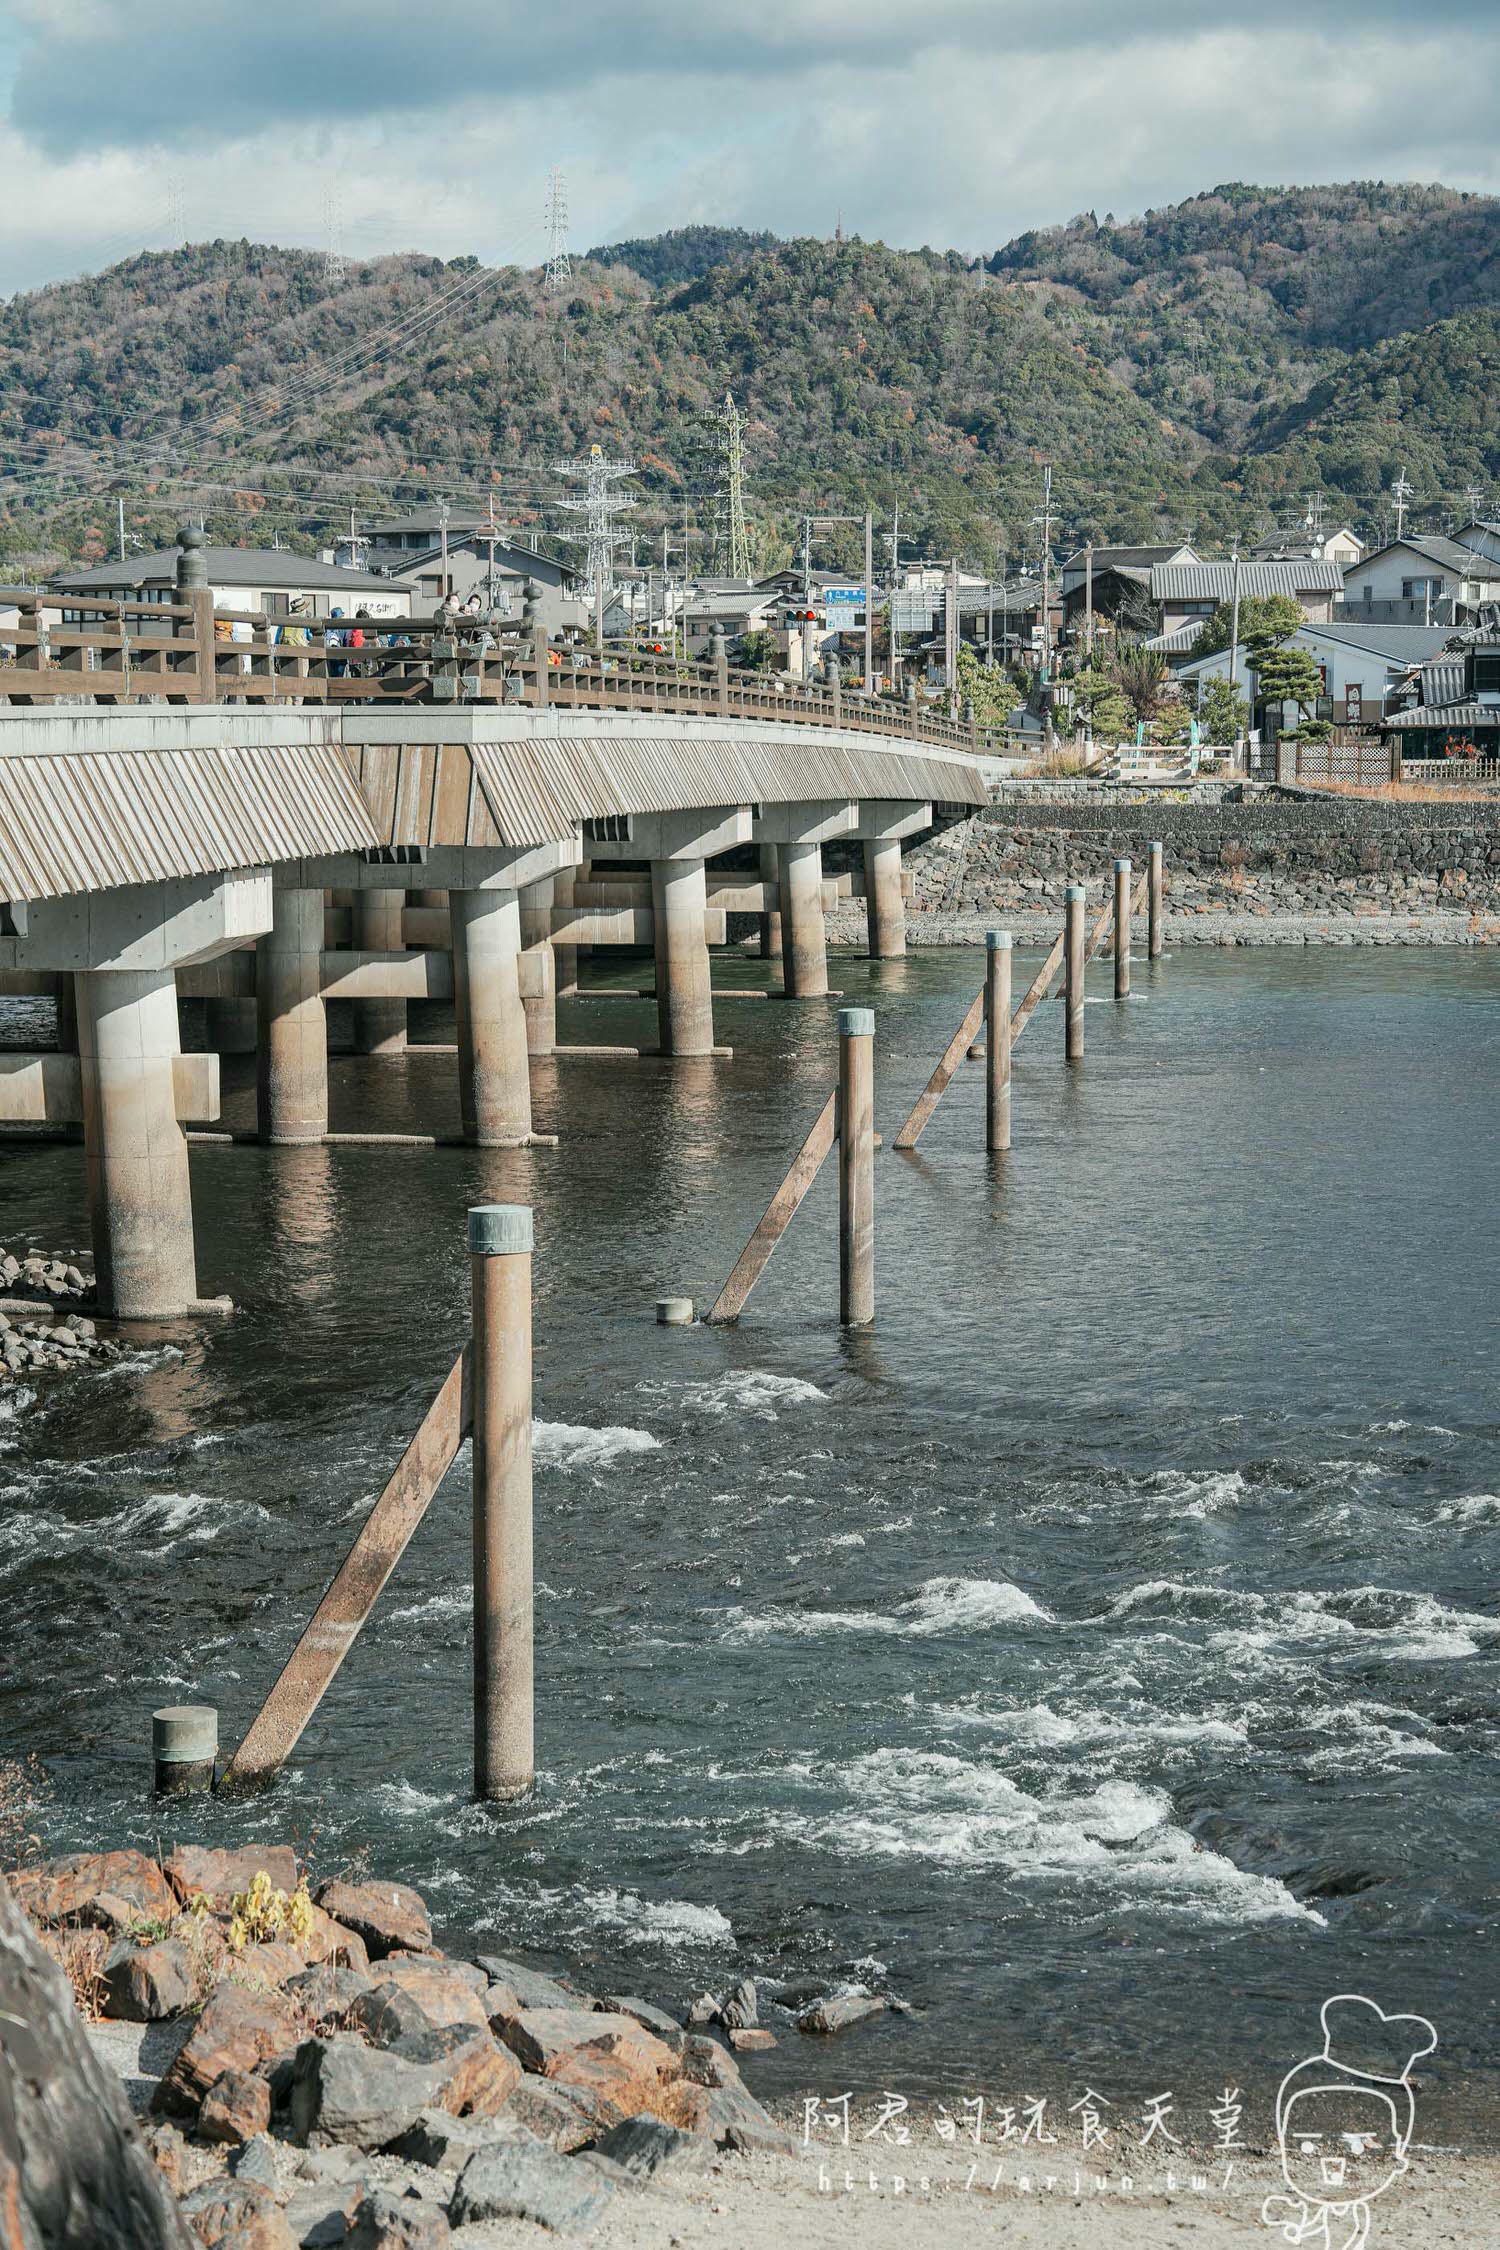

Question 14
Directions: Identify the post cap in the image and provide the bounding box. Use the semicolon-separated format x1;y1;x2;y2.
468;1204;533;1257
1149;837;1164;853
153;1705;218;1760
838;1007;875;1038
1113;856;1132;872
986;930;1013;951
1065;884;1086;902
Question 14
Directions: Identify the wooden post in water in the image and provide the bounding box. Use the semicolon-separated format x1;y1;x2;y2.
837;1008;875;1327
985;932;1012;1152
1148;839;1165;960
1113;857;1132;999
1064;885;1085;1062
469;1204;534;1801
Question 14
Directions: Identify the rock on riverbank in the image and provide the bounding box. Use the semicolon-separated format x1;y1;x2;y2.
13;1846;799;2245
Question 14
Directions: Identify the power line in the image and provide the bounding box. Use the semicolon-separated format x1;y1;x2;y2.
542;169;572;300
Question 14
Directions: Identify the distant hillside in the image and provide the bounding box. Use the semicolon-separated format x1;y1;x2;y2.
1243;307;1500;516
988;181;1500;451
585;225;779;290
3;183;1498;577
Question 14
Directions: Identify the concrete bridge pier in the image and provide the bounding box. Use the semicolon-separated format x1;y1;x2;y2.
352;888;407;1054
758;801;858;1000
452;887;532;1146
77;967;200;1319
777;843;829;997
651;857;716;1056
519;879;557;1057
862;840;906;959
856;803;929;962
589;808;748;1053
258;886;328;1144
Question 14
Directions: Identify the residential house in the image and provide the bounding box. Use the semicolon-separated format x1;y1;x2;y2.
1177;620;1456;729
1252;525;1365;568
377;534;584;634
1059;543;1198;635
1384;635;1500;757
1150;558;1344;644
1339;535;1500;625
51;546;415;623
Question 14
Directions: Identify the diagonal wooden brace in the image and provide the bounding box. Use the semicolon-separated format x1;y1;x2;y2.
223;1349;472;1786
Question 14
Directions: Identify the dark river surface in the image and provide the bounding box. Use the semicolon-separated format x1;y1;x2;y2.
2;944;1497;2146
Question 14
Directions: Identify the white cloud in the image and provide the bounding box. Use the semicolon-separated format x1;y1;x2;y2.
0;4;1496;293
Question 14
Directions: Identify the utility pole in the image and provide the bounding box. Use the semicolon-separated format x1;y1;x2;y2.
888;507;901;690
945;556;959;711
1228;546;1244;767
1084;540;1094;662
1392;465;1413;544
1034;462;1054;680
117;496;126;562
863;510;874;695
439;502;450;601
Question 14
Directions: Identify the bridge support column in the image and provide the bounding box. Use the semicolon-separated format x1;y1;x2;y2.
651;857;715;1056
778;842;829;999
519;879;557;1057
863;837;906;959
758;844;782;960
352;888;407;1053
77;967;198;1319
258;886;328;1144
452;888;532;1146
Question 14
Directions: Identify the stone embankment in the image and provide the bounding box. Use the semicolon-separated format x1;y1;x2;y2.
830;787;1500;946
12;1844;890;2246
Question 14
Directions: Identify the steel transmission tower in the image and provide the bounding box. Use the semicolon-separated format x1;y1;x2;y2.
1391;464;1413;542
323;188;347;287
708;391;750;579
543;169;572;298
554;445;637;597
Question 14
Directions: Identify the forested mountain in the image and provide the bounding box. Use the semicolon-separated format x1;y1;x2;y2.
585;225;779;289
2;180;1497;578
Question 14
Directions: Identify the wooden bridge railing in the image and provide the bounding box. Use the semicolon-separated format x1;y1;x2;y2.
0;594;996;759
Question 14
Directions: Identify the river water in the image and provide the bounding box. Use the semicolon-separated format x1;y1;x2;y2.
2;946;1497;2144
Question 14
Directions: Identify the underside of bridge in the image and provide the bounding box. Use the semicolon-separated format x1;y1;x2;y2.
0;706;985;1318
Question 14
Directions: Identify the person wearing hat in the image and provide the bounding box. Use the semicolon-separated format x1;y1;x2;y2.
1263;1995;1437;2249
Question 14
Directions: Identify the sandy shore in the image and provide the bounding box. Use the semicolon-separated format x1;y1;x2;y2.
571;2137;1500;2249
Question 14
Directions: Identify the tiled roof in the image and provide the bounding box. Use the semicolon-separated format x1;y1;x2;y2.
1388;698;1500;729
1151;560;1344;600
54;547;405;595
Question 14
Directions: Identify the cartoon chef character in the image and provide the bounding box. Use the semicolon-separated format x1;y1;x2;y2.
1262;1994;1437;2250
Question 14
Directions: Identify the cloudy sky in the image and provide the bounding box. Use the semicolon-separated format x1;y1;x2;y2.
2;0;1496;295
